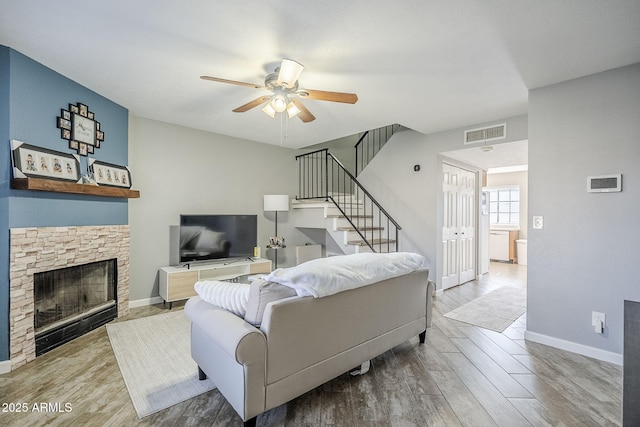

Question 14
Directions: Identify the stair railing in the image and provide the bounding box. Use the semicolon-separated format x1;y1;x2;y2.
355;124;401;176
296;148;401;253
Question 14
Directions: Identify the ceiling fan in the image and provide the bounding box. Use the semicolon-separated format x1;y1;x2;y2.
200;59;358;123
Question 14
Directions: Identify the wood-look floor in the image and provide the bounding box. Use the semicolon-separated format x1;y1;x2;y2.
0;263;622;426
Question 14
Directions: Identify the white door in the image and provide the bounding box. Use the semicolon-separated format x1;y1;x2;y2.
441;164;459;289
441;163;477;289
458;168;476;283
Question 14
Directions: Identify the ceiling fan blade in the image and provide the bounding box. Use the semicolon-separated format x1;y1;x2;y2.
290;98;316;123
232;96;272;112
277;59;304;89
297;89;358;104
200;75;266;90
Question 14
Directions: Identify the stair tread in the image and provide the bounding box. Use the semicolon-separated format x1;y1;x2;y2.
337;226;385;231
327;214;374;219
347;238;397;246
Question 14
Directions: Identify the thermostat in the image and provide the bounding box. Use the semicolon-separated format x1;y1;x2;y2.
587;174;622;193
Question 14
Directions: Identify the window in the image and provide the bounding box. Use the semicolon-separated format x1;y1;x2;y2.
486;186;520;226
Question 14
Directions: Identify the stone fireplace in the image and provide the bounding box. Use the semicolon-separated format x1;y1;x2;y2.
9;225;130;370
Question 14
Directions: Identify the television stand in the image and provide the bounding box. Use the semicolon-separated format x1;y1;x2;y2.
159;258;272;308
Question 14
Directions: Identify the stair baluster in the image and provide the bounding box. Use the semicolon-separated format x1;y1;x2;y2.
295;149;401;253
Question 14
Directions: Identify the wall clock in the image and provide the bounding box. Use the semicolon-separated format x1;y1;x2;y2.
57;102;105;156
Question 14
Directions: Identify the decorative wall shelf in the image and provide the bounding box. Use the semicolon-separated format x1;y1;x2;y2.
11;178;140;199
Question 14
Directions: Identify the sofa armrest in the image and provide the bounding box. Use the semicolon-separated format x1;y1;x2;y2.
185;297;267;421
184;296;265;365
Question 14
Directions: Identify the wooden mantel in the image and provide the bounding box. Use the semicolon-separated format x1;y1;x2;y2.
11;177;140;198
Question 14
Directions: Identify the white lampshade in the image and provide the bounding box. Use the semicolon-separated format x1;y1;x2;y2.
262;103;276;118
286;101;301;118
270;93;287;112
264;195;289;212
277;59;304;88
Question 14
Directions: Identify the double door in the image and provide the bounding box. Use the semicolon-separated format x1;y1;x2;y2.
442;163;476;290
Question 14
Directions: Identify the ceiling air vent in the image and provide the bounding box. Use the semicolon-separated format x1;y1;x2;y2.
464;123;506;145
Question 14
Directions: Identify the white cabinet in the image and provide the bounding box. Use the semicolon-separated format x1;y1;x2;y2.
489;230;519;262
159;258;272;307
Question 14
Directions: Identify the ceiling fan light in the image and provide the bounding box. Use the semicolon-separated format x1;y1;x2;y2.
271;94;287;112
277;59;304;89
286;101;301;118
262;103;276;118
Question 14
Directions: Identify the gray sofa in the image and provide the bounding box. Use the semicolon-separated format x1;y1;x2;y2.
184;268;432;426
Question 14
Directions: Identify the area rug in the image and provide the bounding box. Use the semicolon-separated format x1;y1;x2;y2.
443;286;526;332
106;310;216;418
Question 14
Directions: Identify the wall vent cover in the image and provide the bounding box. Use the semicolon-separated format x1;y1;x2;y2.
464;123;507;144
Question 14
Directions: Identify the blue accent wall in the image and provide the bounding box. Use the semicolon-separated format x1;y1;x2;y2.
0;46;10;364
0;46;129;361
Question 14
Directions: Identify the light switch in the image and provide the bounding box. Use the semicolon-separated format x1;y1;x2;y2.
533;216;544;229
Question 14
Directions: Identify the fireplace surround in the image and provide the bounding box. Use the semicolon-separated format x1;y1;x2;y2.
9;225;130;370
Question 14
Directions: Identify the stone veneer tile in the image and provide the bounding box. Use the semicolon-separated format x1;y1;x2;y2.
9;225;130;371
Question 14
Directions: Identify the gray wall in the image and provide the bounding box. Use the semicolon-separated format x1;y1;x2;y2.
299;133;361;175
128;116;306;303
527;63;640;362
357;115;528;288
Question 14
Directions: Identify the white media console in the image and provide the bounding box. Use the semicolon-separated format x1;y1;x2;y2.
159;258;272;308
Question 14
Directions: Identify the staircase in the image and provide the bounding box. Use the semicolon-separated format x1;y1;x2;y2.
355;124;401;176
293;149;400;254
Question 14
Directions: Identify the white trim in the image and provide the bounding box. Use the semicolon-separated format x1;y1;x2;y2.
129;296;164;308
0;359;12;374
524;330;623;366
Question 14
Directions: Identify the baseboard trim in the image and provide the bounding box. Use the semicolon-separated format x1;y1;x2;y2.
0;359;12;374
129;296;164;308
525;330;623;366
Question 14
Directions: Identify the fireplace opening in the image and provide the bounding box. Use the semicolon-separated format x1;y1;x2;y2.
34;258;118;356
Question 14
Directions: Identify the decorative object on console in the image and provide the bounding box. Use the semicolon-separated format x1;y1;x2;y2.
10;140;81;183
57;102;105;156
263;194;289;269
88;158;132;188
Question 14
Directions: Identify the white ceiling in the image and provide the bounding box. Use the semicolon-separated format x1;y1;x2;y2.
443;140;529;171
1;1;639;149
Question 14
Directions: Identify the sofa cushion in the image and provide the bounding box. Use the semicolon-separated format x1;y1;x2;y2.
244;279;297;326
194;280;250;317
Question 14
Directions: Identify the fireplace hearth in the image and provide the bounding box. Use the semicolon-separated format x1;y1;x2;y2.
34;259;118;356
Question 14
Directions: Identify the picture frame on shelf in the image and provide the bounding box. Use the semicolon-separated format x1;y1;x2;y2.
89;158;132;188
10;140;81;183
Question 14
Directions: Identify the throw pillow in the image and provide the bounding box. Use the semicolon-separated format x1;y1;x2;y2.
194;280;250;317
244;279;297;326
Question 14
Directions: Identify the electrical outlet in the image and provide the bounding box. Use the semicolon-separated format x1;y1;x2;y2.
533;216;544;229
592;311;605;334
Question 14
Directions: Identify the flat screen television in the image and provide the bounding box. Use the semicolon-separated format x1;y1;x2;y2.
179;214;257;263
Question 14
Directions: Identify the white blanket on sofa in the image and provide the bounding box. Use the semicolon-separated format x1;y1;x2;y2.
263;252;425;298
